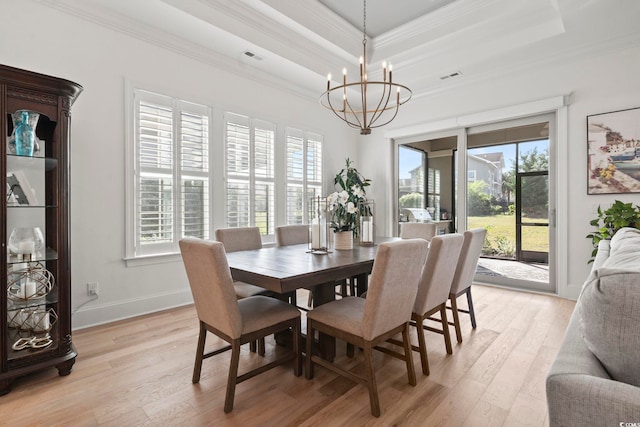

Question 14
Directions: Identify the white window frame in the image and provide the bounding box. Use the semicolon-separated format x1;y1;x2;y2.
125;88;212;261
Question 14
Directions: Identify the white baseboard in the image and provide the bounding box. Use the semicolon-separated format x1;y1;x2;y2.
71;289;194;330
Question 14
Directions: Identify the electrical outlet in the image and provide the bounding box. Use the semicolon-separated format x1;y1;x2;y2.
87;282;99;296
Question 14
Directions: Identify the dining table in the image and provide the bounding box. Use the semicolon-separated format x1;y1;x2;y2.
225;237;397;360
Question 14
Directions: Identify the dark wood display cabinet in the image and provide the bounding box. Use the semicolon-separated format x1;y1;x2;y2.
0;64;82;394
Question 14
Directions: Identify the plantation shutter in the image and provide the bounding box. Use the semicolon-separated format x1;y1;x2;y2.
138;96;174;252
285;128;323;225
225;113;275;235
254;121;275;235
134;90;211;256
180;104;209;240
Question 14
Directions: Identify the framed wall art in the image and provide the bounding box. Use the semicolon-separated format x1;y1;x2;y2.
587;107;640;194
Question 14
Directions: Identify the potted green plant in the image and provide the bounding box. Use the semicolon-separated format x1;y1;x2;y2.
586;200;640;263
327;159;371;249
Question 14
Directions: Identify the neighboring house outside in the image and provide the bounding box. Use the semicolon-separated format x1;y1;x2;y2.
468;152;504;200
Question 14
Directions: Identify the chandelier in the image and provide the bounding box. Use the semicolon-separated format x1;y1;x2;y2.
320;0;412;135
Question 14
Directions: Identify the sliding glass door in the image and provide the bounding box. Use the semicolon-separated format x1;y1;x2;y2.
395;114;555;293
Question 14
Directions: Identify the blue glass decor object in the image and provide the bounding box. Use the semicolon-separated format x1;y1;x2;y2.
12;110;39;157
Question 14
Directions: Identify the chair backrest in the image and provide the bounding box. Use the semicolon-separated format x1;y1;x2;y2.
276;224;309;247
179;238;242;339
413;234;464;315
450;228;487;295
215;227;262;253
362;239;429;341
400;222;437;241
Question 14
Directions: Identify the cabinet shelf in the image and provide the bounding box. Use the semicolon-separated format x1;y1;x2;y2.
6;248;58;265
6;154;57;169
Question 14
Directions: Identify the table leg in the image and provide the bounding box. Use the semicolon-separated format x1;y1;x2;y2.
354;273;369;296
312;281;337;361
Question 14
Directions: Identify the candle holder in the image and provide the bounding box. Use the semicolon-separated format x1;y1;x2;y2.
308;195;331;254
9;307;57;334
7;262;54;304
358;200;375;246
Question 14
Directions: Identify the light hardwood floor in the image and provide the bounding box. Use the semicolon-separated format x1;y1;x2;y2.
1;285;575;426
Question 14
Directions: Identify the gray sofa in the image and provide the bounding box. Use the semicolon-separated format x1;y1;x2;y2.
546;227;640;426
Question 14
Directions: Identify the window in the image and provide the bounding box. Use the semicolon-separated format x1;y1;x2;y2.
467;170;477;182
225;113;275;236
285;128;323;225
127;87;323;260
131;90;210;257
427;167;441;214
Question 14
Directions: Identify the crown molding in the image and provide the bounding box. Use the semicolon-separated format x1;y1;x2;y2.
35;0;321;102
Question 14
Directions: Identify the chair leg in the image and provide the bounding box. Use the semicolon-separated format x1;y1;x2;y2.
292;319;302;377
415;315;429;376
346;343;355;358
305;320;314;379
224;339;241;413
450;294;463;343
363;342;381;417
192;322;207;383
440;306;453;355
307;289;314;308
250;340;257;353
339;280;347;297
258;338;266;356
466;288;477;329
402;324;417;385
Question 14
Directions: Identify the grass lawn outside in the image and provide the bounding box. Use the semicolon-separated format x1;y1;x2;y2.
468;214;549;256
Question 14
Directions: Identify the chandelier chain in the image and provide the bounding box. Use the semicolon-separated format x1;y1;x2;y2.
363;0;367;44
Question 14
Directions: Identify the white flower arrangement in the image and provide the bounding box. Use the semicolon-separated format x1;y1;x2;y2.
327;159;370;234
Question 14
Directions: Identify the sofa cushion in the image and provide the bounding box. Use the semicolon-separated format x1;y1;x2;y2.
579;227;640;387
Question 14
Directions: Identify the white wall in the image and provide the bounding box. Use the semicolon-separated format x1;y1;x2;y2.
0;1;356;329
360;42;640;300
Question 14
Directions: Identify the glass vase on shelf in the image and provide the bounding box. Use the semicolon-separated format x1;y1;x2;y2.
11;110;40;157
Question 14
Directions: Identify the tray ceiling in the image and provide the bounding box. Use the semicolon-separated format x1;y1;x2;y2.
38;0;640;101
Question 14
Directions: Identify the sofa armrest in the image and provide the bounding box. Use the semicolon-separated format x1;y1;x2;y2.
547;309;640;426
592;239;610;270
547;374;640;426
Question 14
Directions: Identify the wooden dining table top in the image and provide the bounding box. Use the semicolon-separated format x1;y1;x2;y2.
225;237;398;294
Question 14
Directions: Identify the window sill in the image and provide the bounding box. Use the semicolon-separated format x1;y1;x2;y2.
124;252;182;268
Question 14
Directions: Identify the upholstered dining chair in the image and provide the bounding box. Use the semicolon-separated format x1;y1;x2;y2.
383;234;464;375
275;224;310;309
275;224;309;247
179;238;301;413
400;222;437;241
215;227;269;298
305;239;429;417
448;228;487;343
215;226;272;354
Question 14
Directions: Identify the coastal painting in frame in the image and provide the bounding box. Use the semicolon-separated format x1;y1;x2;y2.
587;107;640;194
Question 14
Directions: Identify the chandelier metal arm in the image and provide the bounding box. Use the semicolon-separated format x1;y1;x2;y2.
368;79;393;127
323;88;363;130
